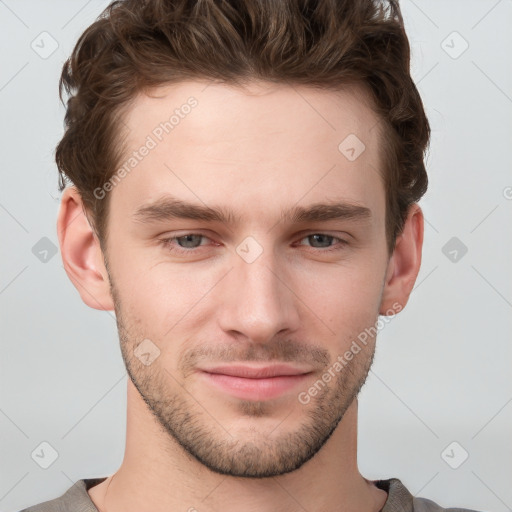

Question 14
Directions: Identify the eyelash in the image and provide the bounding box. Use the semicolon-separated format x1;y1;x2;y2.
158;232;349;256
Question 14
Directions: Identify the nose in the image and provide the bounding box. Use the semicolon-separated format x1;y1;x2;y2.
217;244;301;344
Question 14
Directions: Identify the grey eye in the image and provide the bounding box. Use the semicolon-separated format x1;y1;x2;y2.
176;234;204;248
304;234;336;248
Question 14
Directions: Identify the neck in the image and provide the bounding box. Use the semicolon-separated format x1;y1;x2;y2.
88;380;388;512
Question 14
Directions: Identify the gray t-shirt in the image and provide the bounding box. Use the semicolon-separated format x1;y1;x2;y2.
19;477;482;512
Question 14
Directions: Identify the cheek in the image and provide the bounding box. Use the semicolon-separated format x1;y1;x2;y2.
115;256;223;336
108;228;387;341
295;259;385;336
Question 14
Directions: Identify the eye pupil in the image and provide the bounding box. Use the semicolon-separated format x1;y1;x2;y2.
178;234;202;248
309;234;332;248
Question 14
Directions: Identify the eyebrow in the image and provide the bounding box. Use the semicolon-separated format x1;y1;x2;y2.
132;195;372;226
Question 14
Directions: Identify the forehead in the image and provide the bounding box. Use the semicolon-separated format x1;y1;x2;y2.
111;80;384;224
123;79;380;150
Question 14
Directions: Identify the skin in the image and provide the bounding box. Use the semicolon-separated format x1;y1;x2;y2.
57;80;423;512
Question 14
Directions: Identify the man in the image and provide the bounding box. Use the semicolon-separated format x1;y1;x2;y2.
20;0;481;511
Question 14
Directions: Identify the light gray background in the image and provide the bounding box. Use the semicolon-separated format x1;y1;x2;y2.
1;1;511;511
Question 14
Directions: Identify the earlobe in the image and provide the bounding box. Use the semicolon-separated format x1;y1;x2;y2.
379;204;424;315
57;186;114;311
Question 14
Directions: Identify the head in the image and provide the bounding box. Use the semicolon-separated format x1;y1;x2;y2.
57;0;429;478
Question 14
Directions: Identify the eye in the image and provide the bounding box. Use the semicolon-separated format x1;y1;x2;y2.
159;233;212;255
296;233;349;252
158;232;349;257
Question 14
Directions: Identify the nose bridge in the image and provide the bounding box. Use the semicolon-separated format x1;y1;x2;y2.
218;237;300;342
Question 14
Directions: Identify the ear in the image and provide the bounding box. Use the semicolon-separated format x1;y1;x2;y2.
379;203;424;315
56;186;114;311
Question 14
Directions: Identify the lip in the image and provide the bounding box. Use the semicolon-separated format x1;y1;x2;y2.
197;364;314;401
198;364;313;378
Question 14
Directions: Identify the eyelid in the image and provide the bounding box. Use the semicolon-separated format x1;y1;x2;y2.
294;228;353;240
159;229;350;244
158;231;350;256
294;233;350;249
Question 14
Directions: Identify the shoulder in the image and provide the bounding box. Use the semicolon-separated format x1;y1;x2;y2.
375;477;483;512
18;478;104;512
413;496;483;512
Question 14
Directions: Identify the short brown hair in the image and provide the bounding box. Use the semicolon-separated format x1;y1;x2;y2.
56;0;430;255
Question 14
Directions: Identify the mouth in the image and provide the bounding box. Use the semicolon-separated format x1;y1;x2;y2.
197;364;314;401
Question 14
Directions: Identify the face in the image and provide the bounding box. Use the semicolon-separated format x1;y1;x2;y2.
102;80;392;478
